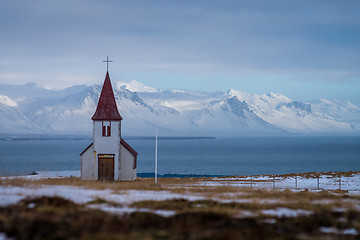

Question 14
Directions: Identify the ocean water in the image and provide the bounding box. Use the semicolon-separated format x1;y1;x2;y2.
0;136;359;177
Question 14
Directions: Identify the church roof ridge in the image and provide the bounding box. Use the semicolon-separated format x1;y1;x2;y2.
91;71;123;121
120;138;138;156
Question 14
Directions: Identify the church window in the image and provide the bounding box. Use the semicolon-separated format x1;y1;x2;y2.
102;121;111;137
107;126;111;136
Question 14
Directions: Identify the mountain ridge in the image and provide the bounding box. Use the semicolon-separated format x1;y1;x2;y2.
0;81;359;136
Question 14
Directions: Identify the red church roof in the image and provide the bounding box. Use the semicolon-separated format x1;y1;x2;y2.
120;138;138;157
92;72;123;121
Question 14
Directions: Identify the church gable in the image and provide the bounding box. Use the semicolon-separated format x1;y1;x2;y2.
121;138;138;158
120;138;138;179
80;143;95;180
80;142;93;156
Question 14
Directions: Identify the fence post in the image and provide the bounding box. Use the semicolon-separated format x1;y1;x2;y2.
204;177;206;186
339;177;341;190
273;176;275;189
317;176;319;190
295;176;297;189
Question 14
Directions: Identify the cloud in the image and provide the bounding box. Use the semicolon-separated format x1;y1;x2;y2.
0;0;359;90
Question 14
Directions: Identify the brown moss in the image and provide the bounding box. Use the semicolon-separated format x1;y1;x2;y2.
1;195;360;240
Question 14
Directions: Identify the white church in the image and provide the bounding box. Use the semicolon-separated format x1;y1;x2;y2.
80;71;138;181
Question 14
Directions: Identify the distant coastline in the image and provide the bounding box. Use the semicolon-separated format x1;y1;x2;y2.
0;134;215;141
137;173;224;178
125;136;216;140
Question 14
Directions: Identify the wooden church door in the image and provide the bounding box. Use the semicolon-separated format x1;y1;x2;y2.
98;155;114;180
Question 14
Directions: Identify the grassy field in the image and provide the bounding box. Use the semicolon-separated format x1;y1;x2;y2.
0;172;360;239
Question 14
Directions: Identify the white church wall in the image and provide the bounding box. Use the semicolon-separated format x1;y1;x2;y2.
93;121;121;180
81;145;95;180
120;144;137;181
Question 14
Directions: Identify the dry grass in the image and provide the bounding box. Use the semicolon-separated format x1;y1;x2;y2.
0;177;167;191
2;175;358;213
1;171;360;239
1;172;359;199
1;195;359;240
130;189;356;213
1;169;358;189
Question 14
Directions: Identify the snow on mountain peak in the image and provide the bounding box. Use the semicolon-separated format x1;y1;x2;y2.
267;92;291;101
116;80;158;93
317;98;360;110
312;98;360;128
0;95;18;107
0;80;359;135
227;88;246;98
319;98;333;105
228;88;238;96
346;101;360;110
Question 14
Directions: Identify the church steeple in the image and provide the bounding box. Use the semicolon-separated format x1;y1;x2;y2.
91;71;122;121
81;65;137;181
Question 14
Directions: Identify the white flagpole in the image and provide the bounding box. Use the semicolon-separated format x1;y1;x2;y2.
155;121;158;184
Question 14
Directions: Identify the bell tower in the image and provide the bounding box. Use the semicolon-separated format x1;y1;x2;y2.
91;71;123;180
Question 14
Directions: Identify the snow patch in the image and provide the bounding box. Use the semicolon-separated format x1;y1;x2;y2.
117;80;158;93
320;227;359;235
261;208;313;218
0;184;204;208
0;95;17;107
89;204;176;217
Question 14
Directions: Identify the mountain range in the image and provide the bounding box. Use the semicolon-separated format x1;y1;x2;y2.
0;80;359;136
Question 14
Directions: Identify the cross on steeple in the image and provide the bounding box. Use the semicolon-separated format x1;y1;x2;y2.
102;56;113;72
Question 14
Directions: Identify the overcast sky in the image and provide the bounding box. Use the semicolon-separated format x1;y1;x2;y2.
0;0;359;103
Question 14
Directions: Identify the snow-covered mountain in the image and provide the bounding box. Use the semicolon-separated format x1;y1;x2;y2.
312;98;360;130
227;90;353;133
0;81;359;136
0;100;45;134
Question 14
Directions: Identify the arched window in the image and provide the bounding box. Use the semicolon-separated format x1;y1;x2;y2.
102;126;106;136
107;126;111;136
102;121;111;137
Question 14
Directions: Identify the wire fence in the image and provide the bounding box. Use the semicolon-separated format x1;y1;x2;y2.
195;175;359;191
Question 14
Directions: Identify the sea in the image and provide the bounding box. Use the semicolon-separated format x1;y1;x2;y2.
0;136;359;177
